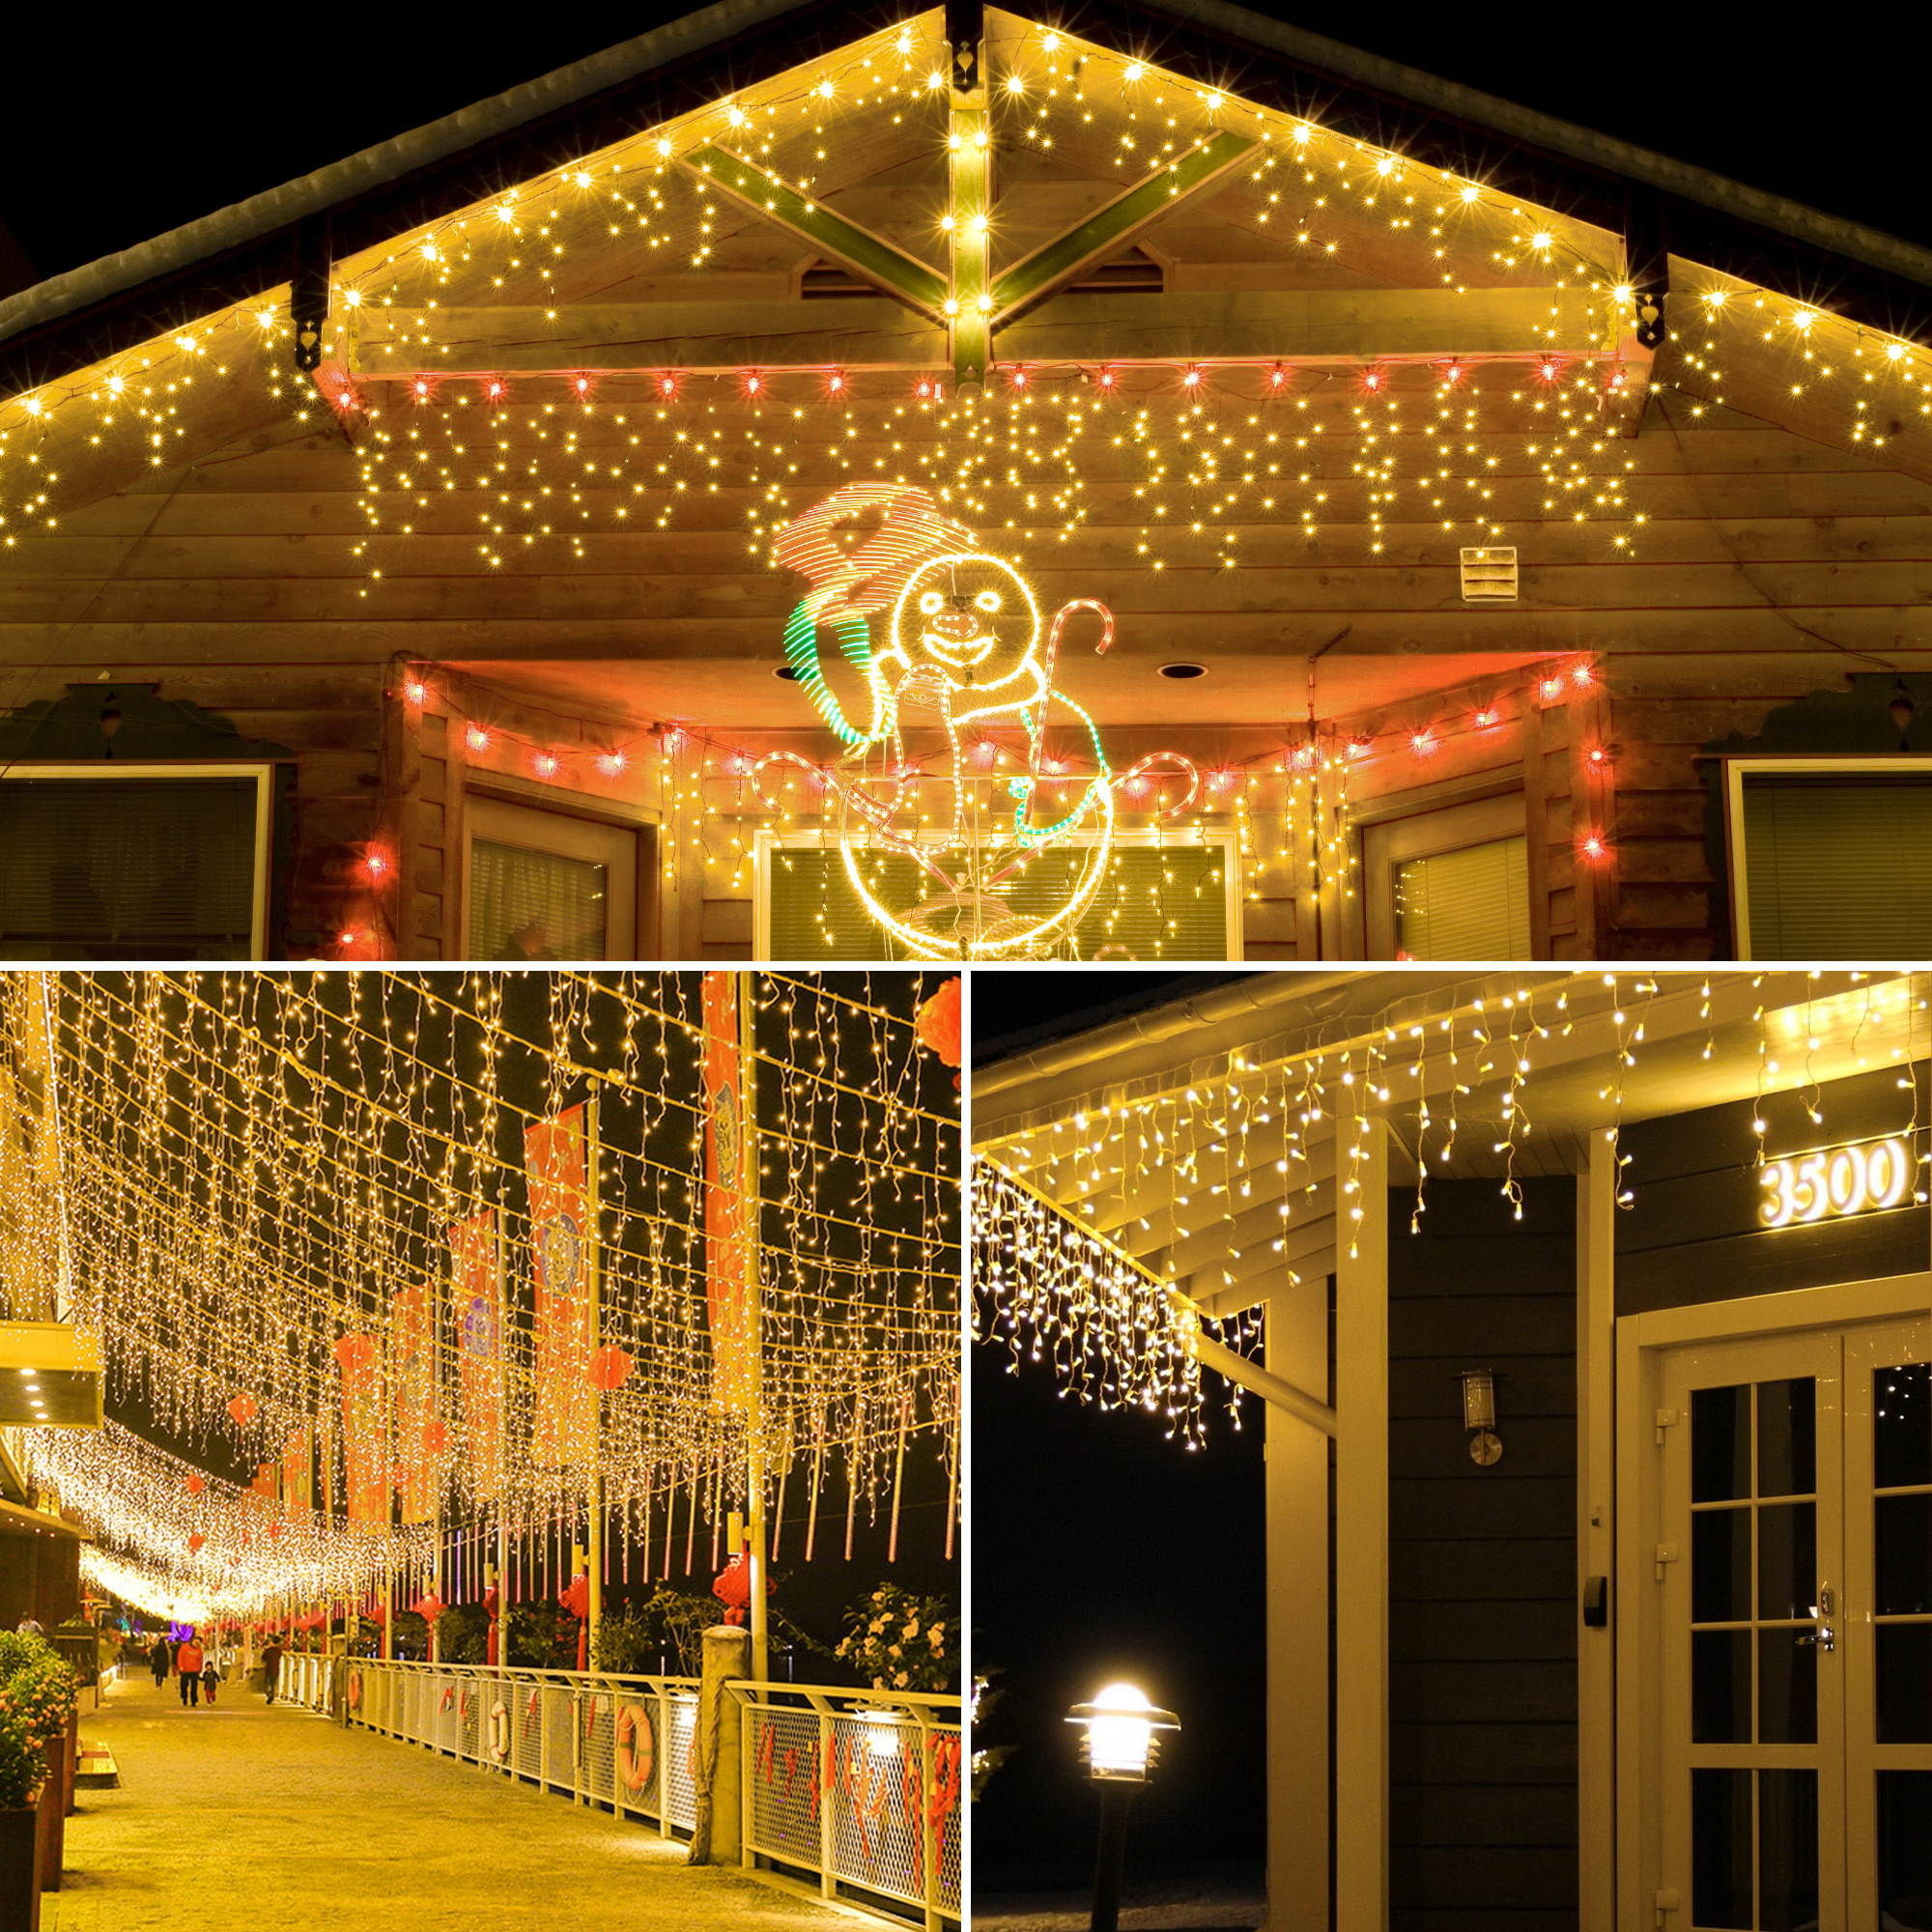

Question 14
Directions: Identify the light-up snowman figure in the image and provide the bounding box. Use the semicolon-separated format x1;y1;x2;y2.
765;483;1118;959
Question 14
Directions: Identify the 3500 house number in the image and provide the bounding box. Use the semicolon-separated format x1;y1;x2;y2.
1759;1136;1915;1229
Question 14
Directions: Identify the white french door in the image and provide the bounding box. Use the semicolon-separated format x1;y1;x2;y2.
1654;1318;1932;1932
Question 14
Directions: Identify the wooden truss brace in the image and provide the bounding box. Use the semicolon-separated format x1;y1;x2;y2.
682;120;1259;387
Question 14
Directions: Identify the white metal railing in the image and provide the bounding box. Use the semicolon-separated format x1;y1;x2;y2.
733;1681;963;1929
315;1657;959;1925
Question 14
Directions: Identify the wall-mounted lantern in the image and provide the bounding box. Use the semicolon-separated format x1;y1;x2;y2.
1461;1370;1503;1466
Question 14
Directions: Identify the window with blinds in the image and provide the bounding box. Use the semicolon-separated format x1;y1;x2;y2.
1739;771;1932;956
469;841;609;961
1395;834;1530;960
0;773;264;958
761;840;1236;960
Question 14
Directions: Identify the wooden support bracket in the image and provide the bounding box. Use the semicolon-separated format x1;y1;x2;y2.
681;146;947;317
991;129;1259;327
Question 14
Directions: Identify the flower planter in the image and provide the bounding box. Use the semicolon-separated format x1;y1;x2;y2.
34;1742;62;1893
0;1797;42;1931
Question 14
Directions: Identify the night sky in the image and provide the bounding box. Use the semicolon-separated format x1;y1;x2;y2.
973;970;1267;1889
0;4;1923;295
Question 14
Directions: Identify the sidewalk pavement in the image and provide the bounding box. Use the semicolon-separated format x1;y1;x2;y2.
45;1671;860;1932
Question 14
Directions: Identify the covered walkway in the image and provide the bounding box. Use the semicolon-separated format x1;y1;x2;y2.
44;1672;855;1932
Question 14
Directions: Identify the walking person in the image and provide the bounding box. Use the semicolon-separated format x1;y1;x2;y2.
201;1644;222;1707
176;1632;204;1707
149;1634;172;1690
261;1636;282;1707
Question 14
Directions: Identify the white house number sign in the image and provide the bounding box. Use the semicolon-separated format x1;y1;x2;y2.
1759;1136;1916;1229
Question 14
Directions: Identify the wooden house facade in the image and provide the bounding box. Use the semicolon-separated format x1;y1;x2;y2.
3;0;1931;963
971;966;1932;1932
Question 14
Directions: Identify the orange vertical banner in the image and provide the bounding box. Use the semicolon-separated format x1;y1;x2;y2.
281;1430;312;1513
526;1102;598;1470
337;1331;386;1531
701;973;755;1413
389;1281;438;1525
448;1210;505;1497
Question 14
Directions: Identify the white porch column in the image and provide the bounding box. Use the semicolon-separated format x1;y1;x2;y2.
1577;1131;1618;1932
1335;1117;1388;1932
1263;1271;1331;1932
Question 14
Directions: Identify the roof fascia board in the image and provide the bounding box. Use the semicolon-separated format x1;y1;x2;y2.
0;0;895;389
1039;0;1932;334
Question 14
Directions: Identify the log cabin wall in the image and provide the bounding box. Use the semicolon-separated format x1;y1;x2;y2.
3;374;1926;963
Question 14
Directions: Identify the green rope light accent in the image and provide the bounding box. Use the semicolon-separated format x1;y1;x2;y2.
783;595;878;747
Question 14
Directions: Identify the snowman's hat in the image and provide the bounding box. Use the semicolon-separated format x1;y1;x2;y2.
775;485;980;743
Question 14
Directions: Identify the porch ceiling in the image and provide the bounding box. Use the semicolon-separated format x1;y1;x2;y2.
974;968;1930;1310
448;649;1549;730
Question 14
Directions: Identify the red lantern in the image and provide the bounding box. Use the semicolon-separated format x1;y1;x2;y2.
422;1418;449;1460
335;1334;376;1373
411;1594;445;1623
589;1346;633;1392
185;1475;205;1496
226;1395;258;1427
187;1533;205;1553
558;1574;590;1621
916;979;962;1069
268;1521;283;1541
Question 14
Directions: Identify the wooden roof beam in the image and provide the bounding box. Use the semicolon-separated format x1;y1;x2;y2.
679;147;948;318
348;285;1605;379
990;129;1260;327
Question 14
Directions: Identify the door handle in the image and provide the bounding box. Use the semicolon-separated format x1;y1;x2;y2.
1795;1626;1835;1652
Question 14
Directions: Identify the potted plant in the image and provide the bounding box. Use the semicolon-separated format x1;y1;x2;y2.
7;1657;77;1893
0;1713;43;1931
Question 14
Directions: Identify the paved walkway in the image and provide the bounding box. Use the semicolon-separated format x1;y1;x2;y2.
46;1673;857;1932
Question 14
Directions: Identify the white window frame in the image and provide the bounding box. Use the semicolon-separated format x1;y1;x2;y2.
1358;783;1531;960
751;824;1244;961
0;762;275;958
1722;754;1932;959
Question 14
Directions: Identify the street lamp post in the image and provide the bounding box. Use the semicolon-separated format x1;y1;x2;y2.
1067;1682;1180;1932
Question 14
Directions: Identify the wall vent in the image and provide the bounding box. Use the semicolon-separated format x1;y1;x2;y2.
1460;547;1519;601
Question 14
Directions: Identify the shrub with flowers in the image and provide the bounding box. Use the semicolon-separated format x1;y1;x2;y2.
0;1715;39;1810
4;1656;76;1752
835;1585;957;1693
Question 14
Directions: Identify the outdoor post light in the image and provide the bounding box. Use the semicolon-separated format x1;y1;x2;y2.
1067;1682;1179;1932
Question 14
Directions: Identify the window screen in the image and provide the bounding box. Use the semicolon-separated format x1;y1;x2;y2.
1395;834;1529;960
469;840;608;960
1741;772;1932;957
0;775;260;958
764;842;1233;960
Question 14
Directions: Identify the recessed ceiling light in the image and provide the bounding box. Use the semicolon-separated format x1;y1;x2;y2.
1157;662;1208;680
773;664;801;681
14;1368;31;1378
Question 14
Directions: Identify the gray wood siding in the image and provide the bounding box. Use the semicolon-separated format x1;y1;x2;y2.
1386;1178;1578;1932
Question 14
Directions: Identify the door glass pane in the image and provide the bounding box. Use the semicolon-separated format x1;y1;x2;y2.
1694;1508;1753;1624
1876;1363;1932;1490
1757;1630;1817;1745
1756;1379;1816;1498
1394;835;1528;961
1694;1385;1753;1503
469;840;609;960
1877;1623;1932;1744
1756;1770;1818;1932
1878;1771;1932;1932
1876;1493;1932;1616
1692;1769;1753;1930
1756;1502;1816;1622
1693;1630;1752;1743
